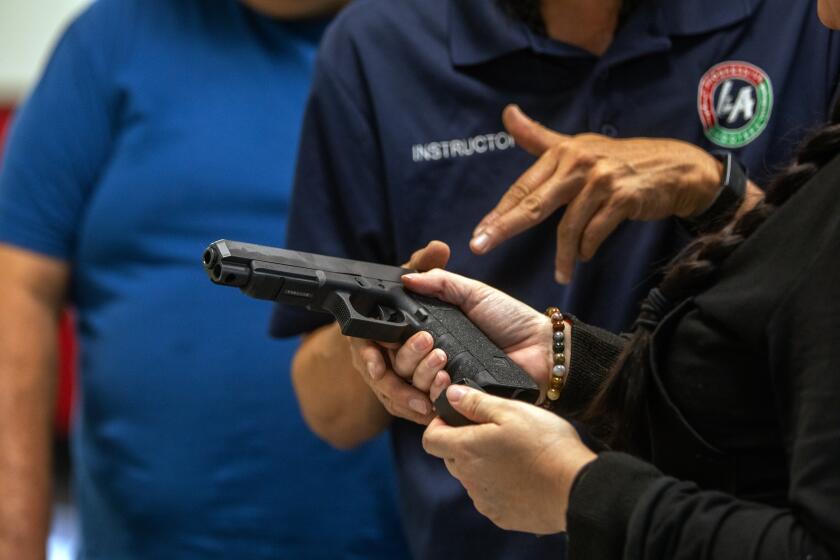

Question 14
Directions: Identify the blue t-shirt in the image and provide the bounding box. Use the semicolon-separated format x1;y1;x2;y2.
0;1;408;558
270;0;840;558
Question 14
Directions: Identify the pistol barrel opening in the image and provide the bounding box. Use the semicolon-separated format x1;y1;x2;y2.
203;248;219;269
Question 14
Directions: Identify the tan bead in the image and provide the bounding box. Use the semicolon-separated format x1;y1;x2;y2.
554;353;565;364
545;307;560;317
547;388;561;401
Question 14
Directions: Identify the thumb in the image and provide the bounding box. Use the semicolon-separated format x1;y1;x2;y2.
502;104;566;156
446;385;515;425
404;240;451;271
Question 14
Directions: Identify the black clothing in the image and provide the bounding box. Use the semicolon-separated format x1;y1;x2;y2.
564;155;840;559
557;319;626;417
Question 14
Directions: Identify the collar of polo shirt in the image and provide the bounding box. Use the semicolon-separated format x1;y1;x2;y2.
449;0;763;66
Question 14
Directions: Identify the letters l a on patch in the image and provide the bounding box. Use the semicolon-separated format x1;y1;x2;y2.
698;61;774;149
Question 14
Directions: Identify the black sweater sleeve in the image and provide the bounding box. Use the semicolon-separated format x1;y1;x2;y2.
566;227;840;559
555;317;627;416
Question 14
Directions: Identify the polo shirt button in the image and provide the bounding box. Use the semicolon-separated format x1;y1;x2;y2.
601;123;618;137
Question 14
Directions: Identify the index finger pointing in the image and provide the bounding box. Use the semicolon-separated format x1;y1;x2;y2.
473;169;583;255
471;148;562;245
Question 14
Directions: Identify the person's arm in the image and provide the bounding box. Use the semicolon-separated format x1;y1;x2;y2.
470;105;764;283
555;318;627;417
0;246;68;560
422;263;840;558
291;324;391;449
0;5;121;556
567;223;840;559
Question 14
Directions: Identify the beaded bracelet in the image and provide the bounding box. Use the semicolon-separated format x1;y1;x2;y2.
544;307;571;403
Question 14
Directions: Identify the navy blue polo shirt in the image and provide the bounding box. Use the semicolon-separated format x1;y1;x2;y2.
272;0;840;558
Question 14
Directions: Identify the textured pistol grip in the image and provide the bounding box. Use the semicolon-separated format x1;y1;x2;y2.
412;295;541;425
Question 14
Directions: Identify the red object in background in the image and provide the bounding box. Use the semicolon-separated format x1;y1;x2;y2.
0;107;12;145
56;312;77;435
0;106;76;436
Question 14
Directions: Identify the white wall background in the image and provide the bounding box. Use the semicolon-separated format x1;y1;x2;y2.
0;0;93;104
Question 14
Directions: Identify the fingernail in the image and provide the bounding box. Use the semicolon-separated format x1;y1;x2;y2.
555;270;569;284
471;232;490;253
402;273;419;281
472;224;486;238
412;333;432;352
366;362;377;379
447;385;469;403
409;399;429;415
429;350;446;367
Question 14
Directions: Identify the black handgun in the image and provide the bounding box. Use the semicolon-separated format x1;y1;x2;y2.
202;239;540;426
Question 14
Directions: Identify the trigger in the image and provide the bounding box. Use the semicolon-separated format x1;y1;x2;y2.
376;305;400;322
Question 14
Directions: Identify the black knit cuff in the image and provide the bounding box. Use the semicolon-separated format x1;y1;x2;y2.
567;452;663;560
553;317;627;416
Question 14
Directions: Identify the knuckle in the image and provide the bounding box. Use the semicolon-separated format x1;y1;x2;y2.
557;218;576;239
520;193;545;222
490;218;512;239
570;149;597;170
581;222;600;244
591;162;616;188
421;431;434;453
359;344;377;361
508;181;532;202
579;231;600;261
464;394;483;419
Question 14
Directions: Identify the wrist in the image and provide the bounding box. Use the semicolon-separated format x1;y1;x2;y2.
544;309;572;404
540;314;554;402
682;151;748;233
563;449;598;496
549;442;598;533
685;151;725;218
695;157;726;215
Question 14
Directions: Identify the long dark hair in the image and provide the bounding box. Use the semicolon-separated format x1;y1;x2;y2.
583;101;840;451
